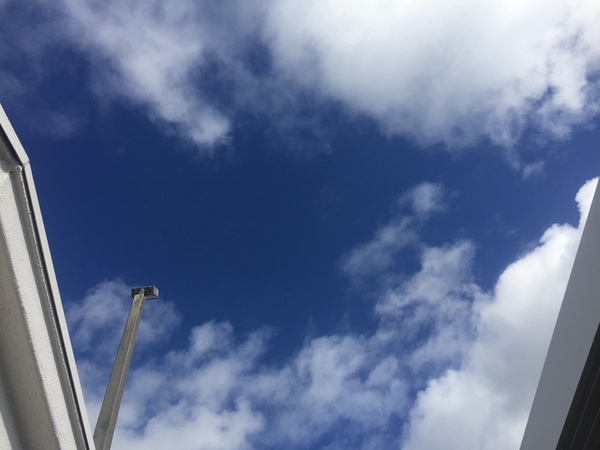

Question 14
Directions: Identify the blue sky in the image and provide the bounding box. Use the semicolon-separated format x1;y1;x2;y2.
2;1;600;449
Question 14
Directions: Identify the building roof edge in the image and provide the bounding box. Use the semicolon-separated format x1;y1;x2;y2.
0;103;95;450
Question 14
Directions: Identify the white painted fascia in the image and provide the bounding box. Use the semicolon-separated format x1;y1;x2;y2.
0;104;95;450
520;180;600;449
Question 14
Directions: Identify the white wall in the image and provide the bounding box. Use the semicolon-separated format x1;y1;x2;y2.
0;105;95;450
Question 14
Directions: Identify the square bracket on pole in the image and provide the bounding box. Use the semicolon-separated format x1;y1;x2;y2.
131;286;159;299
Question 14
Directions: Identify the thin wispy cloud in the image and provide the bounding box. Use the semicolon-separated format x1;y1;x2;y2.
68;179;598;450
399;183;446;217
67;279;180;356
340;182;445;281
339;217;417;281
60;0;233;150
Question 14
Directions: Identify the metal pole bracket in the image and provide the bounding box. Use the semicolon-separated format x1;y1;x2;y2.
131;286;159;299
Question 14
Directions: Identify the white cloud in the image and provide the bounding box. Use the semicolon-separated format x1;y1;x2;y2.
67;279;180;356
77;318;408;450
378;241;482;375
263;0;600;152
401;178;597;450
399;182;446;217
339;217;417;281
61;0;233;151
111;322;270;450
340;182;446;281
70;179;598;449
11;0;591;157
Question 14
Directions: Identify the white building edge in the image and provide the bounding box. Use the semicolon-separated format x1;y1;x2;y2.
521;179;600;449
0;104;95;449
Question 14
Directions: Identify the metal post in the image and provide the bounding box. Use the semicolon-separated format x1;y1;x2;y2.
93;286;159;450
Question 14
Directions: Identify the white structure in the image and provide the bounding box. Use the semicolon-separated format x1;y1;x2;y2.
521;179;600;449
0;104;95;449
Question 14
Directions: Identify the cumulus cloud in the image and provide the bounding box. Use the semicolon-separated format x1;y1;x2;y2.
263;0;600;152
77;317;408;450
5;0;594;156
402;178;597;450
69;179;598;449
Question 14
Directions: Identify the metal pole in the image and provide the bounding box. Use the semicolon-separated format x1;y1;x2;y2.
93;286;159;450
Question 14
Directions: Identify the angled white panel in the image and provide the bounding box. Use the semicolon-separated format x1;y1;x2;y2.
0;104;95;449
521;180;600;449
